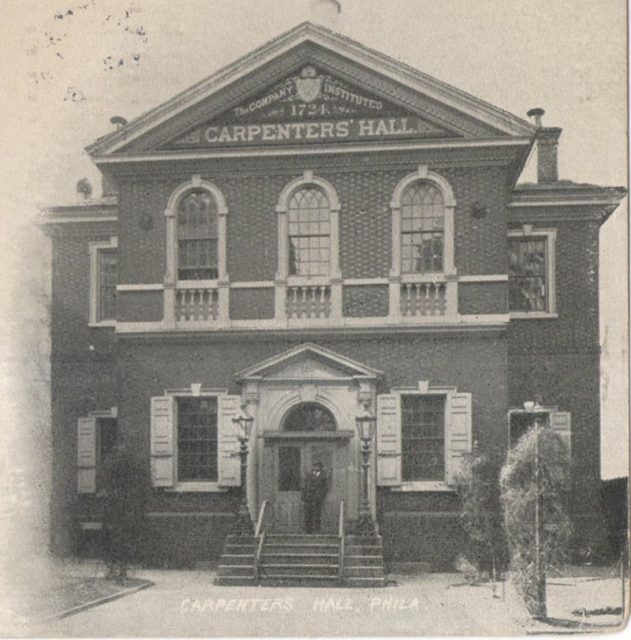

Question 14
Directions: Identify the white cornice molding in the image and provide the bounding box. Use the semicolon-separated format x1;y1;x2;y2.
234;342;383;380
508;198;620;208
86;23;535;156
93;137;531;166
115;315;509;336
39;215;118;225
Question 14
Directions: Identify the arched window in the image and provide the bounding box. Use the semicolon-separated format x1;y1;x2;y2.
401;182;445;274
283;403;336;432
176;189;218;280
287;187;331;277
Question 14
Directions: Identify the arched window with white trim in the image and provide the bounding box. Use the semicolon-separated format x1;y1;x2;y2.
400;182;445;274
163;176;229;327
288;186;331;277
390;166;456;280
274;171;342;321
176;189;219;280
389;166;457;319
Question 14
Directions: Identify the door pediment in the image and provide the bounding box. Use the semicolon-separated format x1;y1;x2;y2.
236;343;382;382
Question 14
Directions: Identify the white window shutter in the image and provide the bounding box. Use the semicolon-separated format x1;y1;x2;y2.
550;411;571;459
77;417;97;494
217;395;242;487
445;392;472;486
150;396;175;487
376;394;402;486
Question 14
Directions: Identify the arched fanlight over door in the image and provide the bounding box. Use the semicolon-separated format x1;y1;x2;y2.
283;402;337;432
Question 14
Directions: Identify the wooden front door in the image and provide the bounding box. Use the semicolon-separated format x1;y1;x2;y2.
273;444;303;532
271;438;349;533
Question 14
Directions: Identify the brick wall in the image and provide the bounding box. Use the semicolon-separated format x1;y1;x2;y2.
49;228;118;554
342;285;389;317
114;153;511;289
229;287;275;320
47;160;608;563
459;282;507;315
509;220;600;352
507;217;606;558
118;290;163;322
108;330;507;564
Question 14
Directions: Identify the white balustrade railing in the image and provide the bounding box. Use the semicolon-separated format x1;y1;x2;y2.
175;287;219;322
400;282;447;316
286;285;331;319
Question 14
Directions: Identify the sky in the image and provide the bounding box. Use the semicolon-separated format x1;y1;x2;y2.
0;0;627;477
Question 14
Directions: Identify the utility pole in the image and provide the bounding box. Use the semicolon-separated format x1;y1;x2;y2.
534;421;547;619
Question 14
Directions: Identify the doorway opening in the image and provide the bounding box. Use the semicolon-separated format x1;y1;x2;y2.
267;402;350;533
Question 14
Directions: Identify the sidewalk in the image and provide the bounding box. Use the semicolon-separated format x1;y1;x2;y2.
9;562;628;637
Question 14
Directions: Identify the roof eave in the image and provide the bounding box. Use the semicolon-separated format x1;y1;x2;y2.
508;185;627;225
86;22;535;157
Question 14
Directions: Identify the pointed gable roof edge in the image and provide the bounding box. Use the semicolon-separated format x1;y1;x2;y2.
235;343;383;380
87;22;535;156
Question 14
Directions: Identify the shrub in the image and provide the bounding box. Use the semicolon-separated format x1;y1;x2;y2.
500;426;571;618
455;448;508;579
101;449;151;582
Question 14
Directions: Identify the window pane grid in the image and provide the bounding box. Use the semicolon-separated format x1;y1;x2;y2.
508;237;547;312
177;397;218;482
401;183;444;274
401;395;445;481
177;190;219;280
288;187;330;276
98;249;117;321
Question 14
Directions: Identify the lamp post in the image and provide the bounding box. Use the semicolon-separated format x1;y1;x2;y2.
355;403;376;537
232;404;254;536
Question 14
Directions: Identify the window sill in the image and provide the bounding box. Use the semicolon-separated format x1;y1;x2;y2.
176;279;219;289
88;320;116;328
166;482;228;493
400;272;454;284
510;312;558;320
391;481;456;493
287;275;331;287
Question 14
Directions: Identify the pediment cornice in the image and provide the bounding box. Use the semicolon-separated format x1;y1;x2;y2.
236;343;383;382
87;23;535;158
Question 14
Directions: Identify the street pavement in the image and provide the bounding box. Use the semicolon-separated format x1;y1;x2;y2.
25;570;529;637
17;567;627;637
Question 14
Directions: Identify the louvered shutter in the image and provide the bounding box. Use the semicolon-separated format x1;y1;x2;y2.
217;395;242;487
550;411;571;460
77;417;97;493
445;392;472;486
376;394;402;486
150;396;175;487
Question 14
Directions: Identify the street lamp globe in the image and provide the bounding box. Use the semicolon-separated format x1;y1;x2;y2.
233;405;254;442
355;405;376;441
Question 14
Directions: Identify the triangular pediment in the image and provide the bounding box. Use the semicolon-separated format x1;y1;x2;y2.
236;343;382;381
87;23;535;157
161;64;457;151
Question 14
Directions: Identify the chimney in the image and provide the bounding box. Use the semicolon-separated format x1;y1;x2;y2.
527;108;562;183
110;115;128;129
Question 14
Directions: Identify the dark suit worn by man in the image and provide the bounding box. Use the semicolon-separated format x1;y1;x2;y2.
302;462;329;533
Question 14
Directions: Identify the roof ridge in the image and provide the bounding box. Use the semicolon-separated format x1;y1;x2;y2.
87;21;535;156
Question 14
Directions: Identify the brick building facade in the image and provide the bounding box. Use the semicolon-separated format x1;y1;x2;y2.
43;23;625;571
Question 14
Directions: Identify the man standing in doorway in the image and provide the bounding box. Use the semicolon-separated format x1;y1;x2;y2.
302;461;329;533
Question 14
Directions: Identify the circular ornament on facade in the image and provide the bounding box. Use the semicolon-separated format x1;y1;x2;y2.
471;201;488;219
139;212;154;231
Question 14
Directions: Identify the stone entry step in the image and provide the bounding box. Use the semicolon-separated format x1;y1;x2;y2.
214;532;385;587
